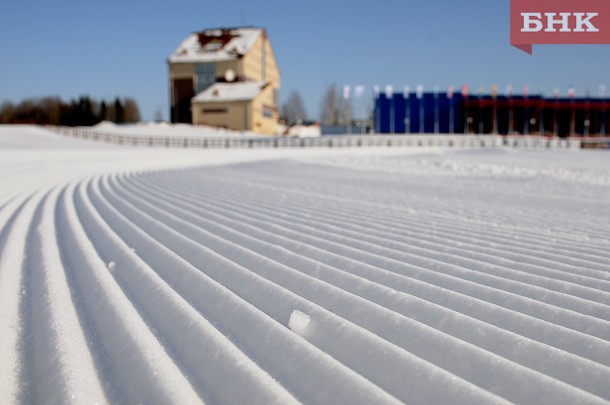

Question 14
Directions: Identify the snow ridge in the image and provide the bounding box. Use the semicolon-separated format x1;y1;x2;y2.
1;152;609;403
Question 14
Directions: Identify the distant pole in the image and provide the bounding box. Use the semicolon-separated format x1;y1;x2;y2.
390;98;394;134
434;86;440;134
448;85;454;134
491;84;498;134
385;85;394;134
343;85;352;134
462;85;470;134
506;85;514;135
417;84;424;134
404;86;411;134
355;85;365;134
568;85;576;137
584;86;590;137
553;87;560;137
478;86;484;135
523;84;530;136
374;85;380;133
601;84;607;137
539;87;545;135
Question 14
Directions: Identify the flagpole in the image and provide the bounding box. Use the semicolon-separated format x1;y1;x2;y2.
478;86;484;135
507;85;514;135
601;85;607;137
374;85;380;134
523;85;530;136
404;86;410;134
491;84;498;134
434;86;439;134
569;85;576;137
448;86;454;134
343;85;351;135
584;86;590;138
385;85;394;134
462;85;469;134
539;87;545;135
417;85;424;134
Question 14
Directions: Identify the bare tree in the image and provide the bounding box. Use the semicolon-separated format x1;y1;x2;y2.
124;98;141;123
319;83;352;126
281;90;308;126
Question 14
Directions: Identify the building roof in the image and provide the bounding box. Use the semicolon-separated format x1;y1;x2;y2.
169;27;263;64
192;81;267;103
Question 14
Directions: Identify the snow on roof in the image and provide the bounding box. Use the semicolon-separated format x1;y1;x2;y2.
192;81;267;103
169;27;262;64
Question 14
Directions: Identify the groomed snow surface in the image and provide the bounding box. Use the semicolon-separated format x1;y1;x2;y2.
1;125;610;404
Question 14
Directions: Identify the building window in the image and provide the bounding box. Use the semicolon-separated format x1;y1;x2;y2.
202;107;227;114
263;106;274;118
195;63;216;94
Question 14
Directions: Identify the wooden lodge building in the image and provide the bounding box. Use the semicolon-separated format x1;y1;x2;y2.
168;27;281;135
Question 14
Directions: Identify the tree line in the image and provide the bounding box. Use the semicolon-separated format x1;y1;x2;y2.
0;96;140;126
281;83;353;126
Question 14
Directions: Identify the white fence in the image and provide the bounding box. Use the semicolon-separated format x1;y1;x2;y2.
47;126;593;150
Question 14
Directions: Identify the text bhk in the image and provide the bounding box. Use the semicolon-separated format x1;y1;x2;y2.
521;13;599;32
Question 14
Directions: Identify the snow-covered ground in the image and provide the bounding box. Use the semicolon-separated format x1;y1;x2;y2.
87;121;262;138
1;125;610;404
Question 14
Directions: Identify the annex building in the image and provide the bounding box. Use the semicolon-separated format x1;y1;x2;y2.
168;27;280;135
375;91;609;137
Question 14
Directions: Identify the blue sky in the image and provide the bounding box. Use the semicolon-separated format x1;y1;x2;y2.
1;0;609;121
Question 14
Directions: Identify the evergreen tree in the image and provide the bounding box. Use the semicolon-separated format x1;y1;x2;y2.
114;98;125;123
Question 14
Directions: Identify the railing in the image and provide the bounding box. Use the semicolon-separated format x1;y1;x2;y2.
47;126;591;150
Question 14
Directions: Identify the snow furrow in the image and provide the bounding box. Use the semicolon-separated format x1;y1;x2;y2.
88;176;405;404
122;170;610;366
0;191;44;404
173;170;610;273
191;175;610;278
20;186;106;403
98;173;508;404
131;173;610;341
113;172;610;400
3;137;610;404
55;182;202;404
73;179;299;404
157;175;610;307
183;165;610;266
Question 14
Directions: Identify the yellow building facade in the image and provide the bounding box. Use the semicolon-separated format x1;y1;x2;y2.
168;27;281;135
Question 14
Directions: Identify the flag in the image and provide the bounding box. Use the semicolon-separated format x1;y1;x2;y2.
343;85;351;100
354;85;365;99
461;85;469;97
385;85;394;99
552;88;560;98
